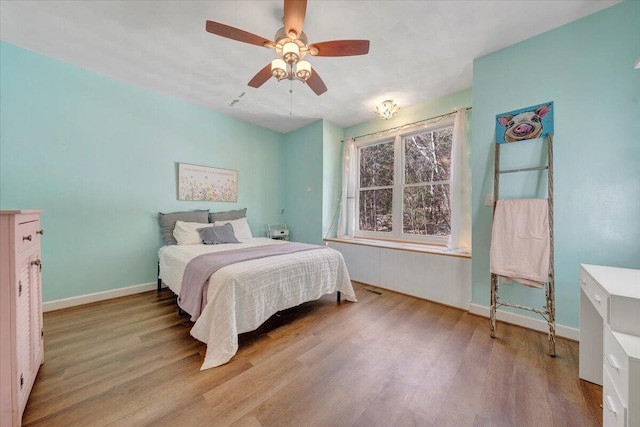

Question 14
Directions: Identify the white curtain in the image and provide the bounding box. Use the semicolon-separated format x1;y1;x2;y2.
447;108;471;251
337;138;356;238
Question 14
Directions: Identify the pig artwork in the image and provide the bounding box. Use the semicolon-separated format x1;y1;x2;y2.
496;103;553;144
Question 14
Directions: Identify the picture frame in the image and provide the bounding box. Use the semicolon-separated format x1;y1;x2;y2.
177;162;238;202
495;101;554;144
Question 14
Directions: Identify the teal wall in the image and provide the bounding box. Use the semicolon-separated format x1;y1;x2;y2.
0;42;283;302
321;120;344;239
280;120;324;245
279;119;343;244
471;1;640;328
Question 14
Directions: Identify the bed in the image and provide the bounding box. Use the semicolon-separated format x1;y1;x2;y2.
157;209;356;370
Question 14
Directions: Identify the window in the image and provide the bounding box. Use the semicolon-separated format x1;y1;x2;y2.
355;120;454;245
358;141;394;232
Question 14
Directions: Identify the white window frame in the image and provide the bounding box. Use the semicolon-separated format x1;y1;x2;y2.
354;118;455;246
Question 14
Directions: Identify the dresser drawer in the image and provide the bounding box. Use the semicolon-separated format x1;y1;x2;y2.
17;216;41;254
580;268;609;321
604;326;629;405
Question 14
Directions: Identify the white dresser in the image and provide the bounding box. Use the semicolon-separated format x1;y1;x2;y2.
579;264;640;427
0;210;44;426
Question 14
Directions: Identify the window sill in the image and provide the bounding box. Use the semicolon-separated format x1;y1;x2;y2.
324;237;471;259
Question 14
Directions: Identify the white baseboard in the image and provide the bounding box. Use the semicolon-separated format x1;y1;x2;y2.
43;282;158;312
468;303;580;341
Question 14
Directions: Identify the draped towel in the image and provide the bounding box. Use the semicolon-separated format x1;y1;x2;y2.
490;199;550;288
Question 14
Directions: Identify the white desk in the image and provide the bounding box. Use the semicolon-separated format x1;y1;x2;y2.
579;264;640;427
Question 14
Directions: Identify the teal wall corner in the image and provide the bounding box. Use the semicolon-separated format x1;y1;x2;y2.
280;120;324;245
321;120;344;240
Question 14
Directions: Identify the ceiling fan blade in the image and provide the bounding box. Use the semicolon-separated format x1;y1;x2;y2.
308;40;370;57
206;21;274;48
284;0;307;39
248;64;273;88
307;68;327;96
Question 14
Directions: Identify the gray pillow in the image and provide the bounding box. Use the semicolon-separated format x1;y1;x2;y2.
208;208;246;223
198;223;240;245
158;209;209;245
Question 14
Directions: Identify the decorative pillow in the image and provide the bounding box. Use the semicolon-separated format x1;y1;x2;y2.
173;220;214;245
214;217;253;242
198;223;240;245
208;208;247;223
158;209;209;245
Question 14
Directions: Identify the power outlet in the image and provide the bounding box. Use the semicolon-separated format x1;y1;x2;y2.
484;193;494;207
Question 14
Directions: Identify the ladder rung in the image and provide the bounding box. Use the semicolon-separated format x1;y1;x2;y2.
495;300;549;318
498;165;549;174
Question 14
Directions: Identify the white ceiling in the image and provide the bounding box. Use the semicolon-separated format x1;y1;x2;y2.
0;0;620;134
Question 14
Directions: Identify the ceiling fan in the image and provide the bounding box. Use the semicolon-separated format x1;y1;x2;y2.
205;0;370;96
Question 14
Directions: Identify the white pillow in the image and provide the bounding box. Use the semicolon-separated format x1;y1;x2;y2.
214;217;253;242
173;220;214;245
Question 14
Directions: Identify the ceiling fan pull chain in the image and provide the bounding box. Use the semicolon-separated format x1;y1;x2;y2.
290;80;294;116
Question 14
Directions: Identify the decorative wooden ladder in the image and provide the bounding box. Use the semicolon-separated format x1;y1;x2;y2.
489;134;556;356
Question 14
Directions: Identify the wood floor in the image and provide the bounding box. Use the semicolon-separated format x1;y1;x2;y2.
23;282;602;427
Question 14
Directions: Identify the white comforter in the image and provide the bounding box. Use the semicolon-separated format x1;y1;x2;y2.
158;238;356;370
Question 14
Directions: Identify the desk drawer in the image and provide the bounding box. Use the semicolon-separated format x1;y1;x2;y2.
603;368;627;427
580;268;609;321
604;326;629;405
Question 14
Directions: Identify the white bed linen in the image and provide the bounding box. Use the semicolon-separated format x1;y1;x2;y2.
158;238;356;370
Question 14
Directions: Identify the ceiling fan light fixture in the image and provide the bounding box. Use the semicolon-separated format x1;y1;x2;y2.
271;59;287;80
296;60;311;81
205;1;370;96
375;100;400;119
282;42;300;64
